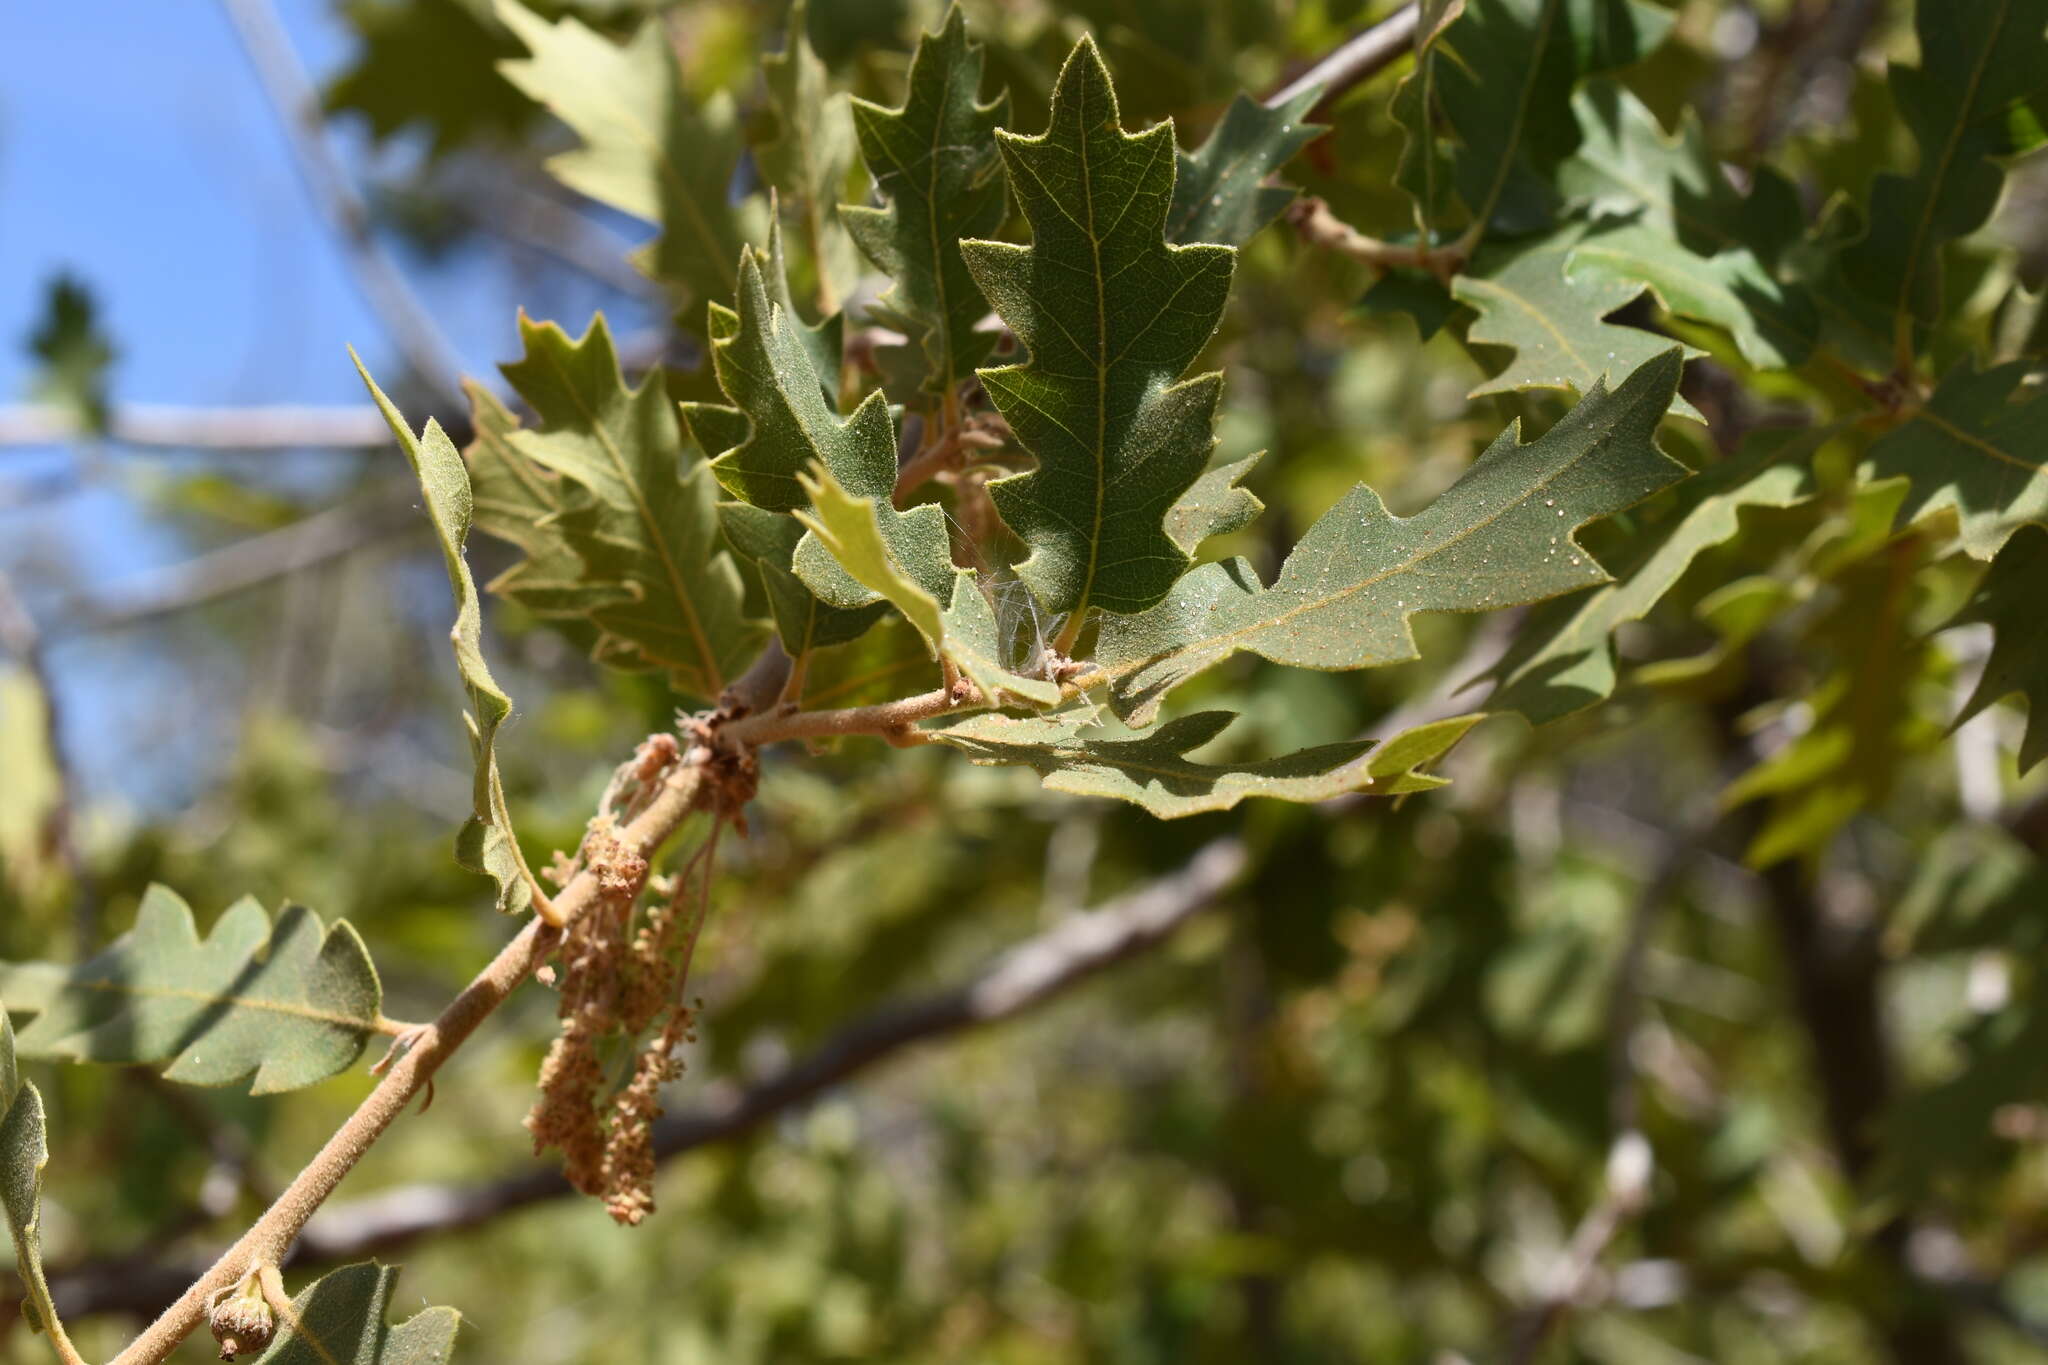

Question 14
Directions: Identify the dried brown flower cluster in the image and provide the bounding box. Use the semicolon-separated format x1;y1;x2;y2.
525;732;722;1225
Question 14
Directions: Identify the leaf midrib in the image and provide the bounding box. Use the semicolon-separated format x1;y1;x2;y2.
537;350;724;693
1078;403;1645;690
28;975;375;1035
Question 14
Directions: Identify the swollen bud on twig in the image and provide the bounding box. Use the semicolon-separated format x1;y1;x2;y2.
208;1268;276;1360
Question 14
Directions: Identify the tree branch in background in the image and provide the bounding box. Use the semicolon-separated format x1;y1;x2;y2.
48;482;423;636
217;0;470;411
0;403;394;453
36;838;1247;1324
1264;2;1420;115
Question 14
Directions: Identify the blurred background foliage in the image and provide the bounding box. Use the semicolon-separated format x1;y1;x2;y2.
5;0;2048;1361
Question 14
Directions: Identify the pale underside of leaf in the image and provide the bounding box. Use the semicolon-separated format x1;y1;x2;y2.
794;462;1059;705
922;708;1483;817
255;1262;460;1365
494;0;748;310
1165;451;1265;557
2;1003;71;1348
355;352;531;915
497;312;762;700
1454;228;1703;419
0;884;383;1094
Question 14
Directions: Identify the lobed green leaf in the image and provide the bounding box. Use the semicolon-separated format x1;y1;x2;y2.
961;37;1236;621
495;0;750;311
923;708;1483;817
491;313;764;700
2;1000;70;1348
0;885;383;1093
841;3;1010;400
1166;88;1322;248
255;1262;459;1364
1948;524;2048;773
355;352;530;914
1089;349;1690;725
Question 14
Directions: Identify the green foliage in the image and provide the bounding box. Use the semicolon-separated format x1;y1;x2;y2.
356;353;531;915
925;708;1481;816
1;1002;64;1346
1486;427;1823;724
1411;0;1673;242
18;4;2048;1362
1862;359;2048;559
325;0;536;156
759;0;861;307
1949;524;2048;772
1453;226;1704;417
1557;81;1817;370
794;464;1059;705
1834;0;2048;360
26;274;114;433
483;313;762;700
495;0;749;310
1091;350;1687;725
1165;89;1322;248
841;4;1009;399
0;885;381;1092
253;1263;459;1364
961;38;1237;620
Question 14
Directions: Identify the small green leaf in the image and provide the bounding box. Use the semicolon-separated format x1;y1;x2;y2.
1487;427;1824;724
1861;359;2048;560
1454;225;1701;419
794;462;1059;706
1391;0;1466;244
1166;88;1322;247
1419;0;1673;241
0;885;383;1093
1089;350;1689;725
493;313;764;700
961;37;1237;620
1836;1;2048;345
718;500;888;655
759;0;861;308
27;273;114;435
1949;524;2048;773
254;1263;459;1364
841;3;1010;400
355;351;530;915
761;216;844;405
693;252;932;531
463;382;609;635
325;0;535;157
496;0;749;310
2;999;74;1349
921;708;1481;817
1165;452;1264;557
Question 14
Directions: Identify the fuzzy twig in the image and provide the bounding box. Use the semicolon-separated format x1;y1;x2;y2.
107;758;712;1365
1265;3;1421;116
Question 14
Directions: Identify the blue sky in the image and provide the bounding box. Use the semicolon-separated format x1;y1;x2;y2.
0;1;643;806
